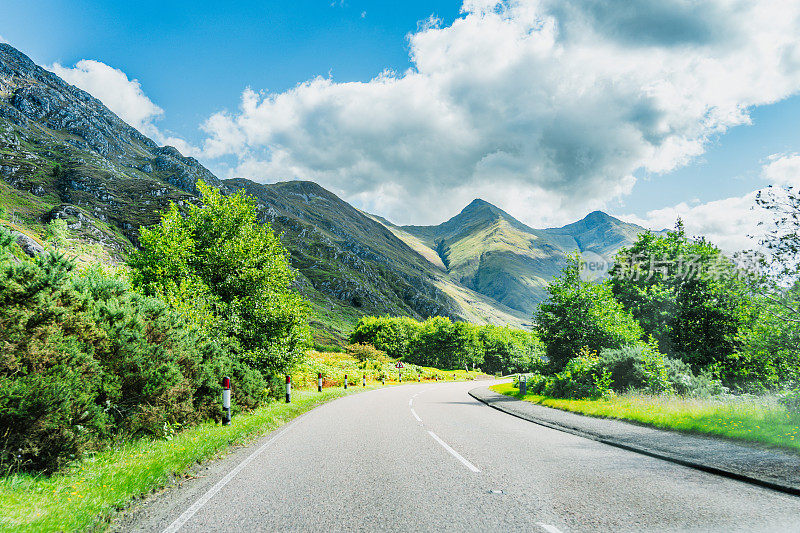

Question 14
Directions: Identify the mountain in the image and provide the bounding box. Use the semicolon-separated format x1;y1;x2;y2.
0;42;647;342
0;43;218;259
395;201;649;314
222;179;529;340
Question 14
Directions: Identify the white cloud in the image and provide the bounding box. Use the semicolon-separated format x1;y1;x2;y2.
617;154;800;254
0;36;9;44
48;59;201;156
762;153;800;187
198;0;800;226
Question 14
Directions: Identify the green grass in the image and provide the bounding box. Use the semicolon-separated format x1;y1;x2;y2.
490;383;800;453
293;350;482;388
0;388;369;532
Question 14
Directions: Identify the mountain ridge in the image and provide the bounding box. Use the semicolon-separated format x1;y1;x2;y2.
0;41;649;339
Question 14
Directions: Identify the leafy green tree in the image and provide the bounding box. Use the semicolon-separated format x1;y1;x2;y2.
130;181;310;376
350;315;421;359
609;222;758;381
479;325;544;374
535;253;644;372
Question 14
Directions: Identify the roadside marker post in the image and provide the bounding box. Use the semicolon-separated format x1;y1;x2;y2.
362;375;366;387
399;372;402;382
222;376;231;426
519;374;527;395
318;372;323;392
344;374;348;389
285;375;292;403
381;377;385;385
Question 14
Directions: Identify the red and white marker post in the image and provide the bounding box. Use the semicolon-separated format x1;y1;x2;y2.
285;375;292;403
222;376;231;426
344;374;348;389
317;372;323;392
362;375;366;387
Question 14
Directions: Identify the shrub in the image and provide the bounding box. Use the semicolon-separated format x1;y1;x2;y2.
0;230;266;473
779;389;800;414
599;342;670;394
663;357;726;397
350;316;421;360
480;325;544;375
548;349;612;400
345;343;387;362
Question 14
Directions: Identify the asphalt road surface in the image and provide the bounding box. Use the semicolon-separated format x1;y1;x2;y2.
124;381;800;533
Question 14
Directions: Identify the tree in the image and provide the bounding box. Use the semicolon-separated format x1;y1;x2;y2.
130;181;310;376
609;222;758;382
479;325;544;375
350;316;421;360
535;253;644;372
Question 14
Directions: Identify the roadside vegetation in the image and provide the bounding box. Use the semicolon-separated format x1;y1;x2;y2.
0;388;364;532
492;185;800;448
491;383;800;453
0;181;486;531
350;315;543;374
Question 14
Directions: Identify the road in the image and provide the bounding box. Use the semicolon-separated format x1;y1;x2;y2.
124;381;800;533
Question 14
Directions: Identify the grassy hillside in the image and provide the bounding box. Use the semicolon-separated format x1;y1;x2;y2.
398;199;651;314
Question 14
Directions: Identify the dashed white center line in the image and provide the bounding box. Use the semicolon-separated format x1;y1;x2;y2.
427;430;481;473
410;408;422;422
409;398;413;407
537;523;564;533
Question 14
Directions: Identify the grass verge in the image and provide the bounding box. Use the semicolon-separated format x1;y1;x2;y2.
490;383;800;453
0;388;370;532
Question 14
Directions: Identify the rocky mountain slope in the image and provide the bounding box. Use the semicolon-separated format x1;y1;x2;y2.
223;179;529;338
395;200;650;314
0;43;527;341
0;42;648;340
0;43;219;258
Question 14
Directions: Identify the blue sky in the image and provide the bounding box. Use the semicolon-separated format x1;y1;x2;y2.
3;1;800;250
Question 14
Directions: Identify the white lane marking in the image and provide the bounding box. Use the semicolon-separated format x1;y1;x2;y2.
427;431;480;473
537;523;564;533
162;425;295;533
409;398;413;407
410;408;422;422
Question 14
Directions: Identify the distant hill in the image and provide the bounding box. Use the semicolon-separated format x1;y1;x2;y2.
395;201;650;314
223;179;530;340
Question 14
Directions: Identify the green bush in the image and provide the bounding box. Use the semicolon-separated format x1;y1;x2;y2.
663;357;726;397
779;389;800;414
599;343;670;394
548;349;612;400
0;229;266;474
350;316;420;359
130;181;311;377
345;343;387;362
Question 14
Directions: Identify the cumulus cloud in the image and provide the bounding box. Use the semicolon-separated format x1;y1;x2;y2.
49;59;201;156
619;153;800;253
761;153;800;187
198;0;800;225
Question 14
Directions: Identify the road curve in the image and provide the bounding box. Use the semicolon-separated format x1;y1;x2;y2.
121;381;800;533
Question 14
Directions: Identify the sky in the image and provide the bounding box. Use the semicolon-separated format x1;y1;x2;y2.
3;0;800;252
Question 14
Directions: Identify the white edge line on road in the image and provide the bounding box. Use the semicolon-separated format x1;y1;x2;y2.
410;408;422;422
161;424;295;533
427;430;480;473
409;398;413;407
537;523;564;533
